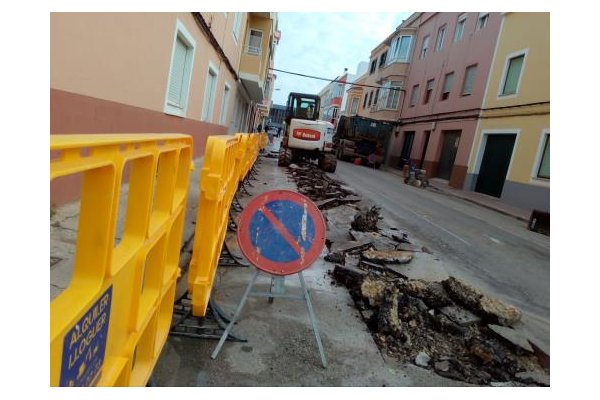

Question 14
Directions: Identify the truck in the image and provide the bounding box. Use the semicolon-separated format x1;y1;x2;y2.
277;92;338;172
333;115;394;169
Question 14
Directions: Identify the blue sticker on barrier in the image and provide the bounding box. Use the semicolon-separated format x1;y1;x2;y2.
60;286;112;387
248;200;316;263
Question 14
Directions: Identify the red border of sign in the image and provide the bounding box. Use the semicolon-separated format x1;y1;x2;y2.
237;190;326;276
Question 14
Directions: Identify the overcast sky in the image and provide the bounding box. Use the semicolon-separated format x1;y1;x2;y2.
271;12;413;106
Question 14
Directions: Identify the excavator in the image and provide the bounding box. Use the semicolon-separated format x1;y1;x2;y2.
277;92;337;172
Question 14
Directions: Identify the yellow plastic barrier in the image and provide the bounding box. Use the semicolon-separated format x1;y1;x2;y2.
236;133;252;182
50;134;192;386
259;132;267;149
187;135;243;316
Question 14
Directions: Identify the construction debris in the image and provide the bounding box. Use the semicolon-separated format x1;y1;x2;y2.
284;160;546;386
442;277;522;326
351;206;381;232
329;270;547;385
286;162;356;210
362;249;413;264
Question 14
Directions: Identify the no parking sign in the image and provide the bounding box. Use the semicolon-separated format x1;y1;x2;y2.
237;190;326;275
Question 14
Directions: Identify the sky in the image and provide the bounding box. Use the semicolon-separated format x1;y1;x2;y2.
271;12;413;106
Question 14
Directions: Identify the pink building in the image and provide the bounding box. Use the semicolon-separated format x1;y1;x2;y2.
397;12;501;189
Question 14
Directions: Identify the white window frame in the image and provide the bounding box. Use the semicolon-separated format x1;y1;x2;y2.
454;14;468;42
219;82;231;125
247;29;263;55
530;129;550;185
435;25;446;52
472;129;520;180
164;20;197;117
389;35;413;64
477;12;490;30
232;13;243;43
201;61;219;122
420;35;430;59
386;82;402;110
498;48;528;99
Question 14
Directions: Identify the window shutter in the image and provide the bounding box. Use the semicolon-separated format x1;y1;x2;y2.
463;66;477;95
168;37;189;107
503;55;524;95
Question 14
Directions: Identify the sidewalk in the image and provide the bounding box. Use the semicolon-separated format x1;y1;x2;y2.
382;167;530;222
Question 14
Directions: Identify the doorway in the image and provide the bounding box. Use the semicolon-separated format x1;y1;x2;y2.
437;130;461;180
400;131;415;166
475;134;517;197
419;130;431;170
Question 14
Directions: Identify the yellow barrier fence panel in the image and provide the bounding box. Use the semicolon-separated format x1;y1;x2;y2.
235;133;251;182
188;135;241;316
50;134;193;387
259;132;267;149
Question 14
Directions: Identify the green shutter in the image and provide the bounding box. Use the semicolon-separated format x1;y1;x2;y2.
537;135;550;179
503;55;525;95
168;37;189;107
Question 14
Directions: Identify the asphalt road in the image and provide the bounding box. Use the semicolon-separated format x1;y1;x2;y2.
333;160;550;352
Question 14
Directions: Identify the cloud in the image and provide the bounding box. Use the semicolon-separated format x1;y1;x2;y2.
271;12;412;105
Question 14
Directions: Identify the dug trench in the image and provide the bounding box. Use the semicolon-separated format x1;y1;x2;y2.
285;162;550;387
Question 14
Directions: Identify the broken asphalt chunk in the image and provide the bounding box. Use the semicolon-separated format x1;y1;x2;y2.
362;249;413;264
442;277;522;326
487;324;534;353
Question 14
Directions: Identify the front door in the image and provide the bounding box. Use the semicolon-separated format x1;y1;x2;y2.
400;131;415;166
419;130;431;170
475;134;516;197
437;130;461;180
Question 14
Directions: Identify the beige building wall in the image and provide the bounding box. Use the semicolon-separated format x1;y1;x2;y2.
51;12;241;125
239;15;273;80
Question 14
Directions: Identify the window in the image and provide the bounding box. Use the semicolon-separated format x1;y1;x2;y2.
441;72;454;100
423;79;434;104
537;134;550;179
435;25;446;52
232;13;243;42
370;59;377;74
374;88;379;105
202;64;218;121
501;53;525;96
461;64;477;96
410;84;420;106
477;13;489;30
454;14;467;42
164;20;196;117
350;97;359;114
363;93;368;108
389;35;413;63
379;51;387;68
219;83;231;125
384;81;402;109
368;91;373;106
420;35;430;59
247;29;263;55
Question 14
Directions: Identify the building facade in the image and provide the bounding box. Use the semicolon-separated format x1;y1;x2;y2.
465;12;550;212
51;12;279;204
396;12;502;188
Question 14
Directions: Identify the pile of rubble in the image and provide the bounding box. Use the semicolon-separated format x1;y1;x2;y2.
283;161;549;386
287;163;361;210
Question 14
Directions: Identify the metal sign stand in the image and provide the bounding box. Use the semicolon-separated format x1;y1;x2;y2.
211;267;327;368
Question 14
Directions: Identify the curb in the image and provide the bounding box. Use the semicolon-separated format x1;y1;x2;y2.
427;185;529;223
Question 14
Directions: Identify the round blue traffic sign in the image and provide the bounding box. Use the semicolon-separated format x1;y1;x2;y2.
237;190;326;275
